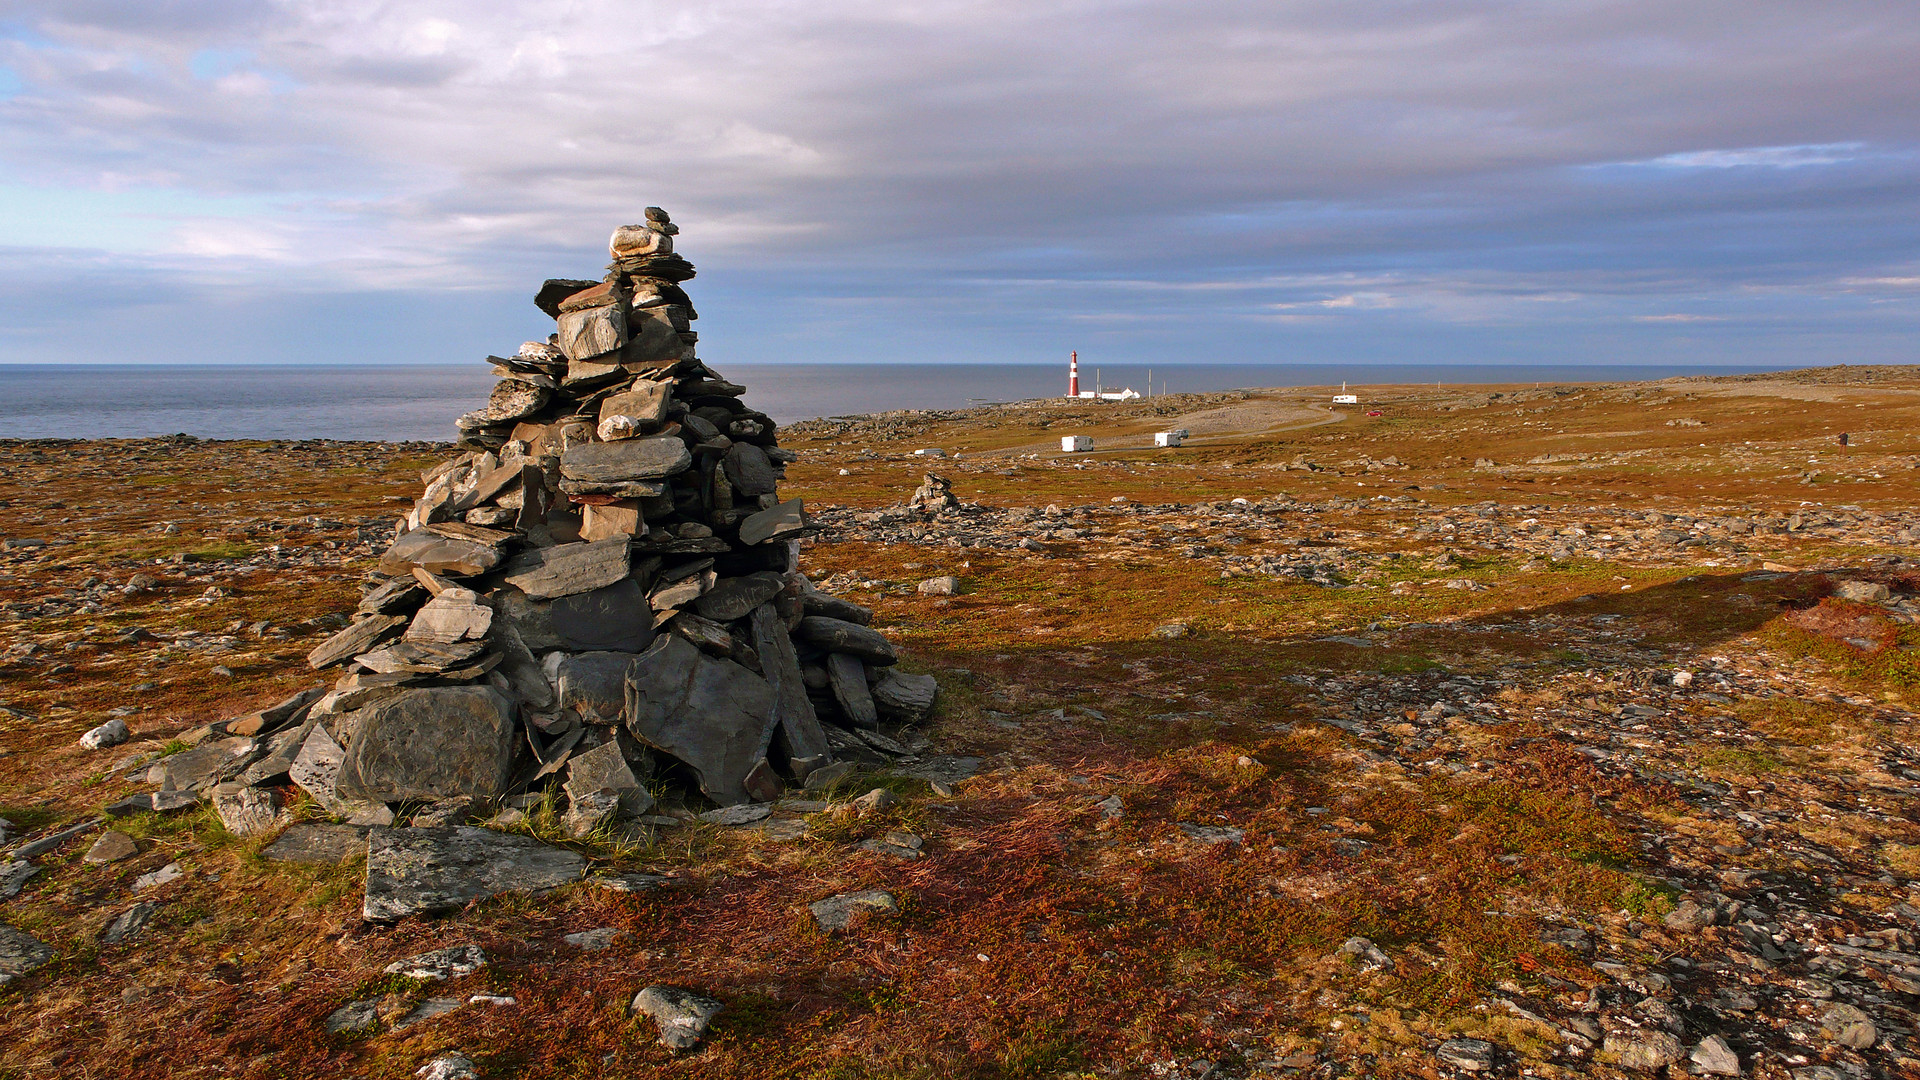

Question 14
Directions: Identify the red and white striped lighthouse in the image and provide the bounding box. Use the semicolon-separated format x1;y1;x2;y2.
1068;351;1079;397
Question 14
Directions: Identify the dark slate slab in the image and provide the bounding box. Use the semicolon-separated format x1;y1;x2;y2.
552;578;655;653
362;827;585;920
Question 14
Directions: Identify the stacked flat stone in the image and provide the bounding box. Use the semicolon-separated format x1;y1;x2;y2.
137;210;935;834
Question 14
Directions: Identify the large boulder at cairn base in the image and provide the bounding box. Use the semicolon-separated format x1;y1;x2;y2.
337;686;518;803
624;635;773;806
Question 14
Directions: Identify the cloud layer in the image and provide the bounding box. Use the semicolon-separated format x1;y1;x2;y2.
1;0;1917;367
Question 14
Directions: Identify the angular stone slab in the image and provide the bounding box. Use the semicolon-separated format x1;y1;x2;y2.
556;303;627;362
738;498;807;546
693;572;785;623
597;383;670;432
552;578;655;653
562;740;654;817
403;591;493;644
486;617;555;709
0;861;37;900
632;985;723;1052
722;442;779;497
502;538;631;600
546;651;633;725
384;944;487;980
872;670;938;723
290;725;388;820
801;591;872;626
338;687;518;804
624;636;774;807
261;823;370;864
561;437;691;484
827;653;878;728
749;604;830;764
0;925;55;985
362;826;586;920
457;380;550;430
378;529;505;578
795;616;897;665
308;614;407;670
808;889;896;932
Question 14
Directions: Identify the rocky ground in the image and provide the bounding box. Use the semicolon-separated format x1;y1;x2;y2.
2;365;1919;1079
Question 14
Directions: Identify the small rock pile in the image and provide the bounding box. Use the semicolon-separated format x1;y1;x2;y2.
117;210;936;846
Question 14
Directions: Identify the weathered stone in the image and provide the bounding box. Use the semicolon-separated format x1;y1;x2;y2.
158;741;241;792
363;826;586;920
384;944;487;981
101;901;159;945
801;591;872;625
358;577;427;616
556;303;627;361
827;653;878;728
580;501;644;541
80;718;130;749
338;686;519;804
487;616;555;710
631;985;723;1052
852;788;897;814
502;538;632;600
546;651;633;724
698;803;772;826
916;575;960;596
795;616;897;664
0;861;37;899
354;639;489;675
416;1052;480;1080
0;925;56;985
1435;1038;1494;1072
625;635;774;806
738;498;808;546
808;889;895;932
1822;1002;1877;1049
536;278;601;319
457;380;550;430
1689;1035;1741;1076
871;670;937;723
552;579;655;653
563;790;621;837
1604;1030;1684;1072
1833;580;1892;602
858;831;923;859
802;760;854;791
378;529;505;578
723;442;779;497
563;739;654;817
598;383;670;434
308;614;408;670
741;757;782;802
749;604;831;764
690;572;781;623
561;437;692;484
565;926;625;950
403;591;494;644
133;862;182;890
260;823;369;864
650;572;711;611
212;783;285;836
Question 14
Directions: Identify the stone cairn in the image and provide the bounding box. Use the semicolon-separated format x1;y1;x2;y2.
144;209;936;840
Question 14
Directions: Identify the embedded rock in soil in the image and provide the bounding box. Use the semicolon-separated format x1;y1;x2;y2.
0;925;55;985
808;888;896;931
631;985;724;1051
363;826;585;920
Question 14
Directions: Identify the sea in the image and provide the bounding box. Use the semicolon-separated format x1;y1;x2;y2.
0;362;1798;442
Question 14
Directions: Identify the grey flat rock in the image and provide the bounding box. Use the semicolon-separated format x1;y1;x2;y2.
83;831;139;864
738;497;807;546
631;985;723;1051
0;860;38;899
133;862;183;891
551;578;655;653
794;616;897;665
562;739;654;817
548;651;634;725
896;755;982;784
588;872;670;892
722;442;779;497
808;889;896;931
307;614;408;670
698;803;773;826
625;635;774;807
827;653;877;727
561;436;691;484
101;901;159;945
564;927;625;950
384;944;487;980
337;686;518;804
502;538;632;600
692;572;785;623
0;925;55;985
377;529;505;579
363;826;585;920
750;604;830;764
872;671;938;722
260;823;370;864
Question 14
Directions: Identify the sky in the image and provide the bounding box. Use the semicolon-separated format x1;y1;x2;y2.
0;0;1916;369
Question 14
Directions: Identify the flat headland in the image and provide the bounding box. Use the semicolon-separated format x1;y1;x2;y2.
2;364;1919;1078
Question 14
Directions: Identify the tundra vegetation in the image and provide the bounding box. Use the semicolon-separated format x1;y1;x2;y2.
2;364;1918;1079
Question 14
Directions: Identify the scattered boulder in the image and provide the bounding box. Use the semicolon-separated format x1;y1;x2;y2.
631;985;724;1051
80;718;130;749
83;831;139;865
383;944;487;981
0;926;56;986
